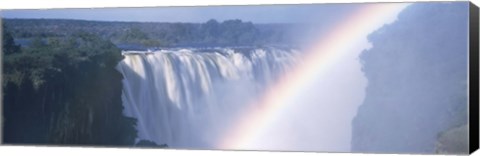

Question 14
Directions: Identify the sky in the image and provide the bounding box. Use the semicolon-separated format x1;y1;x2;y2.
0;3;362;24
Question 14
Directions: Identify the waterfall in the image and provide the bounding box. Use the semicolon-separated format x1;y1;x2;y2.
116;47;300;148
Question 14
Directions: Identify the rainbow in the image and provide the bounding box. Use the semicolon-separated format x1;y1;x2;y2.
218;3;410;150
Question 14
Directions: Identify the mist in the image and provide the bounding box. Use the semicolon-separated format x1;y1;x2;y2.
351;2;469;154
115;3;411;152
117;48;301;148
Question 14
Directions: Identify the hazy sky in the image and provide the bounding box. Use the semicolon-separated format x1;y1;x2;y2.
1;3;362;23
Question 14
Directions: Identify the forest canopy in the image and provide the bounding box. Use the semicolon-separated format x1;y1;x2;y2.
3;18;294;49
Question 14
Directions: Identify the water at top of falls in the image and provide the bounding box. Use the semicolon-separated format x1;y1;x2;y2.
116;47;301;149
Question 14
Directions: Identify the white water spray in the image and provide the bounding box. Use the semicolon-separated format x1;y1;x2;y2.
116;48;299;148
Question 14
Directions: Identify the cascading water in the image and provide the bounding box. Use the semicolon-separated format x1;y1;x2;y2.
116;47;300;148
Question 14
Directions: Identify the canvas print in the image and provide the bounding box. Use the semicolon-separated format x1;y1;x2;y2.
0;1;475;154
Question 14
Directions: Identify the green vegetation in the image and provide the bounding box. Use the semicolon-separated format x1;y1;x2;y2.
4;18;293;48
2;24;139;146
2;30;21;55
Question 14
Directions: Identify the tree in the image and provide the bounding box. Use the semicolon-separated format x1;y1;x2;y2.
135;140;168;148
2;31;21;55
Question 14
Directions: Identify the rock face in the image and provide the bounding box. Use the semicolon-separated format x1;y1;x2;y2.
434;124;469;154
351;3;469;154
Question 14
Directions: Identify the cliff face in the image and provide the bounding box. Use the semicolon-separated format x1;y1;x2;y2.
351;3;469;154
434;124;469;154
2;32;137;146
